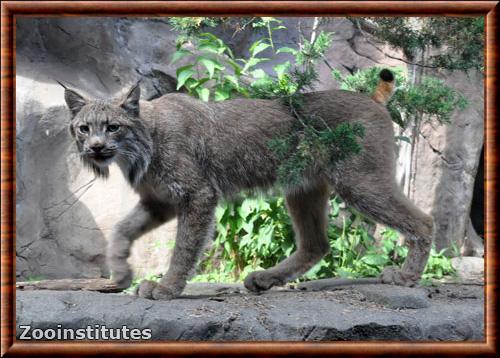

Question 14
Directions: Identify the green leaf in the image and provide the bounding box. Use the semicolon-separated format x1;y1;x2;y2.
198;58;217;78
224;241;232;255
215;204;227;221
361;254;388;266
239;233;253;247
257;225;273;246
273;61;291;79
395;246;409;257
176;65;195;90
191;77;210;89
224;75;239;87
382;238;395;253
242;57;270;72
257;199;271;211
183;78;198;90
337;268;355;278
330;69;344;82
196;87;210;102
227;58;243;76
272;25;287;31
284;244;294;256
330;198;340;217
170;49;192;64
241;220;255;235
198;43;220;54
215;87;230;101
238;199;256;220
251;69;267;79
199;32;219;40
249;41;271;57
276;47;298;55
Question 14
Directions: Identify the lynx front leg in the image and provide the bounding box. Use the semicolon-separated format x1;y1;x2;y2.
108;200;175;289
137;188;217;300
244;183;331;292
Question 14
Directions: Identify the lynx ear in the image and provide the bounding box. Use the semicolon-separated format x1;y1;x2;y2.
63;87;87;117
121;82;141;117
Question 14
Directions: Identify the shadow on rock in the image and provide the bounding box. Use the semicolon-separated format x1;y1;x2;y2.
16;102;108;280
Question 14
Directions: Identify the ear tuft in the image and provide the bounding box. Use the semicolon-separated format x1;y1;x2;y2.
64;88;87;117
121;82;141;117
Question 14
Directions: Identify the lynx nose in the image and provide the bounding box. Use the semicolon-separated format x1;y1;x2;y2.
88;137;106;153
90;143;105;153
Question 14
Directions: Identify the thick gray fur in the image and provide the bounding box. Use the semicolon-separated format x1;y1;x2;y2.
64;83;433;300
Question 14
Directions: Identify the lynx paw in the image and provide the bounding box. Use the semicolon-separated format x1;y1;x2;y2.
244;271;285;293
111;268;133;290
380;266;419;287
135;280;176;300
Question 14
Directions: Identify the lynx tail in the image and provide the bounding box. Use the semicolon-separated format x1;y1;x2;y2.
372;69;395;105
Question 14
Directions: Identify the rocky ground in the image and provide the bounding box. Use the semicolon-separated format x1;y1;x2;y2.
16;282;484;341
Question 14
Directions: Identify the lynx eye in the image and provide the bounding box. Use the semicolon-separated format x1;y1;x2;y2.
107;124;120;133
78;125;90;134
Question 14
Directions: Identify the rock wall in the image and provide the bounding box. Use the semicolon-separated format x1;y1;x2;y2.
412;70;484;253
16;18;180;280
15;17;483;281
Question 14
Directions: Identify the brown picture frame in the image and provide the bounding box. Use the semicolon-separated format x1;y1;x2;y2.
1;1;497;356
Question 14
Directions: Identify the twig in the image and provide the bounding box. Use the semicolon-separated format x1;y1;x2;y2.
353;19;439;70
310;17;320;45
322;56;335;71
17;278;123;293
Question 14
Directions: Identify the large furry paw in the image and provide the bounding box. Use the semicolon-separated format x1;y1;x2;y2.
110;268;133;290
135;280;177;300
380;266;419;287
244;271;285;293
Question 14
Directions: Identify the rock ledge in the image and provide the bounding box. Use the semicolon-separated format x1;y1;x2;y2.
16;283;484;341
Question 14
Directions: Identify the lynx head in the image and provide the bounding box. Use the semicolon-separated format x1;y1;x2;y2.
62;83;153;186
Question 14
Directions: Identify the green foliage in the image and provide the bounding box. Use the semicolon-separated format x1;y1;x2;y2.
295;32;333;65
394;77;468;124
193;197;454;282
422;247;456;280
333;66;468;128
172;17;365;186
194;197;293;282
168;17;221;42
171;33;237;101
269;122;365;186
363;17;484;72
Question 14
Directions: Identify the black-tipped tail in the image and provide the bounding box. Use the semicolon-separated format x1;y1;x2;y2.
379;69;394;82
372;69;395;105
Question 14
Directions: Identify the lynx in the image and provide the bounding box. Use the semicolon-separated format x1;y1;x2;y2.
63;70;433;300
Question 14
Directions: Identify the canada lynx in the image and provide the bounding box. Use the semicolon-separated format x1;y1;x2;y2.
63;70;433;300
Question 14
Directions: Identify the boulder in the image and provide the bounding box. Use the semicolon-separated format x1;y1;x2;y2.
451;257;484;282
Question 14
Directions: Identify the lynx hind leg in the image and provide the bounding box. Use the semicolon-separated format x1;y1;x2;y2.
339;185;433;286
108;200;175;290
244;183;331;293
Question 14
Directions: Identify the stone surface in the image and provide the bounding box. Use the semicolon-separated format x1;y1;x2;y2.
16;283;484;341
354;284;430;309
451;257;484;282
410;69;484;253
